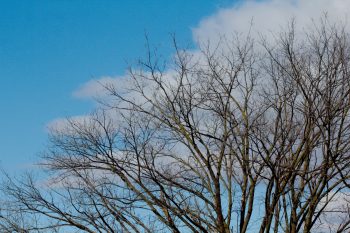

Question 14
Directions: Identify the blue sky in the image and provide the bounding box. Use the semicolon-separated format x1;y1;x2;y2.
0;0;237;171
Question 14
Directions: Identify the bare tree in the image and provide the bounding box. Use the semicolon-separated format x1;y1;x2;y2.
2;19;350;233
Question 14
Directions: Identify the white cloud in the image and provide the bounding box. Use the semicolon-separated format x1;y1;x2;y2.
46;115;92;132
72;69;186;104
73;76;122;99
73;0;350;101
193;0;350;45
193;0;350;41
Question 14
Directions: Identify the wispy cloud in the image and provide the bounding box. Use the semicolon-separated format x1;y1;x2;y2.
73;76;122;99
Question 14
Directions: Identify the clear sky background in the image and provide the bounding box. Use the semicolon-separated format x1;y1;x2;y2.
0;0;236;172
1;0;348;173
